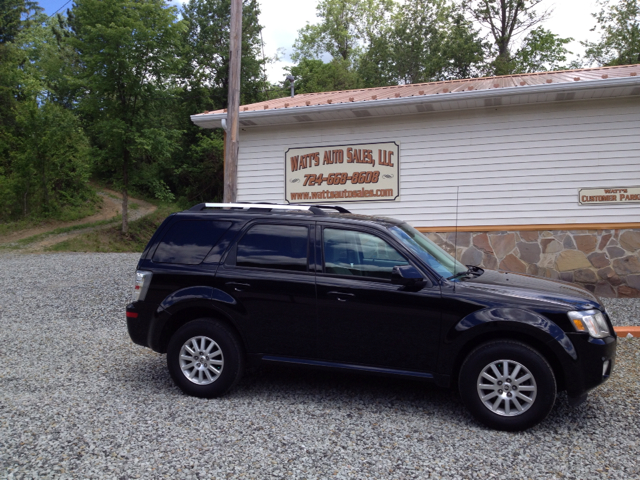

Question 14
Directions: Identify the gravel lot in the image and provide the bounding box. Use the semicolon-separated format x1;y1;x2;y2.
1;252;639;479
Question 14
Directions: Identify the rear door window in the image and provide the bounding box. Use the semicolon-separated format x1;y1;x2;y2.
235;224;309;272
153;220;231;265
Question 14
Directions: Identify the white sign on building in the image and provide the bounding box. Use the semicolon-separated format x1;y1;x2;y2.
579;187;640;205
284;142;400;204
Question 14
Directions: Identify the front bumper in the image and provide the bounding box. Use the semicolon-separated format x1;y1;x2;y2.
563;332;616;399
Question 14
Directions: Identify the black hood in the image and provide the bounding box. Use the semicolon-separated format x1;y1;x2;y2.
454;269;601;312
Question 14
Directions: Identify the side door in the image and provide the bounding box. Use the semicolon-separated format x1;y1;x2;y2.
215;221;317;358
316;225;442;373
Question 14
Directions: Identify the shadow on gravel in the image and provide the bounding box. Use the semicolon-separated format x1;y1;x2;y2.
234;363;468;420
121;353;470;420
118;348;632;434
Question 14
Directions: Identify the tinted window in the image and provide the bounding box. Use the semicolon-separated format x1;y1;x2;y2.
323;228;408;279
236;224;309;271
153;220;231;265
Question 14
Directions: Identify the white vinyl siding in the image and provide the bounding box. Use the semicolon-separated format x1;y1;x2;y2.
236;97;640;228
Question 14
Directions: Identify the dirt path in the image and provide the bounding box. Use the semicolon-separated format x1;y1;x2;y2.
0;188;156;251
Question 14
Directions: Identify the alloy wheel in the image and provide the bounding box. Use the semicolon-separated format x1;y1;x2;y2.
179;335;224;385
476;359;537;417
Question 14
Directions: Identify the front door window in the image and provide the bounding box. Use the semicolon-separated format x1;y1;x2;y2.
323;228;408;279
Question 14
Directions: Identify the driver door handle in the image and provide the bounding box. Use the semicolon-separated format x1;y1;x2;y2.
226;282;251;292
327;291;355;302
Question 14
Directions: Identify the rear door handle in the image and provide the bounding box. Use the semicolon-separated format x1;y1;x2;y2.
226;282;251;292
327;291;355;302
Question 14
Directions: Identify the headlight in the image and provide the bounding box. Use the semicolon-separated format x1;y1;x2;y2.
568;310;611;338
132;270;153;302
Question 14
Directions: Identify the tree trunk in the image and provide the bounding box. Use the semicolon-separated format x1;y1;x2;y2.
42;157;49;213
122;150;129;234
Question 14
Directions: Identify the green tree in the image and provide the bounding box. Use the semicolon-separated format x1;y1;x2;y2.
440;12;488;79
461;0;568;75
174;0;267;205
583;0;640;66
0;0;41;45
379;0;449;85
292;0;394;63
511;26;572;73
180;0;266;109
68;0;184;233
287;58;363;93
291;0;487;92
12;101;92;217
359;1;486;86
1;0;42;160
0;13;94;222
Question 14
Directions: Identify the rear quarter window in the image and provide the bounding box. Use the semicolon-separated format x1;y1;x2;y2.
235;224;309;272
153;220;231;265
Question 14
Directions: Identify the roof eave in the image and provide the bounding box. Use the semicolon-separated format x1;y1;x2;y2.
190;76;640;129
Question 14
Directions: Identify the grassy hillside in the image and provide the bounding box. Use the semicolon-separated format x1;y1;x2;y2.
47;205;181;253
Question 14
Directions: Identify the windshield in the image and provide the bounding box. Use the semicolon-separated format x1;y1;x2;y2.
389;223;468;278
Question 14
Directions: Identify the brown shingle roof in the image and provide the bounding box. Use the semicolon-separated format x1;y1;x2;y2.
198;64;640;116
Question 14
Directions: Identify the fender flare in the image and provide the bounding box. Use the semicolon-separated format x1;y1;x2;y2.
158;286;236;312
149;286;239;352
437;307;577;381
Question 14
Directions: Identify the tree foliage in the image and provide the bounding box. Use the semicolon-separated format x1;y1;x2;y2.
1;0;41;139
0;10;93;222
290;0;486;92
511;26;572;73
174;0;266;205
292;0;394;63
287;58;363;93
583;0;640;66
180;0;266;108
460;0;572;75
359;0;486;86
0;0;271;225
439;12;488;79
68;0;184;232
462;0;548;74
289;0;574;91
0;0;41;44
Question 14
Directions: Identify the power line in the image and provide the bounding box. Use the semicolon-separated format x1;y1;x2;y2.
49;0;73;18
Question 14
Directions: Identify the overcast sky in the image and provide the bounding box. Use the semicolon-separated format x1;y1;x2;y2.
38;0;604;83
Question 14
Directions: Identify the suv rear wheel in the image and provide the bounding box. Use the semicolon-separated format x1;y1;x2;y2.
167;319;244;398
459;340;556;431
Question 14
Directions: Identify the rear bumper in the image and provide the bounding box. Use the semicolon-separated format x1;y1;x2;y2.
126;302;155;348
563;333;616;399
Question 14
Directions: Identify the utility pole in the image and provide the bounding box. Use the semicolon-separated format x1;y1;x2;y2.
224;0;242;203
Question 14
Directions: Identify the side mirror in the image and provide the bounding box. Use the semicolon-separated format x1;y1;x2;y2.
391;265;429;287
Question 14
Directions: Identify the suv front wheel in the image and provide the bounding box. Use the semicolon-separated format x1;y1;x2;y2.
167;319;244;398
459;340;556;431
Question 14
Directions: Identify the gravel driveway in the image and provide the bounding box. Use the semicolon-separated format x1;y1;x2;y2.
1;253;638;479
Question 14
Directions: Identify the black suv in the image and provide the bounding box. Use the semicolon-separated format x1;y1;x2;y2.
126;203;616;431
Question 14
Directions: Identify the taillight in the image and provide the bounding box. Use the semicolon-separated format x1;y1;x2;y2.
132;270;152;302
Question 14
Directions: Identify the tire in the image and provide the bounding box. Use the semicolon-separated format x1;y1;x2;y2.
167;318;244;398
458;340;556;431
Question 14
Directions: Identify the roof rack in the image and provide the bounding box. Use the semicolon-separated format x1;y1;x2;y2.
189;202;351;215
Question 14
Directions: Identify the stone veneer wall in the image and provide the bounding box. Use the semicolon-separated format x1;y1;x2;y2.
424;228;640;298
